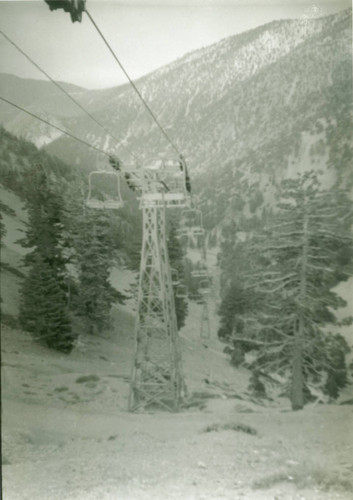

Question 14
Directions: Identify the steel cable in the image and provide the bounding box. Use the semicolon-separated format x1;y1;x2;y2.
85;9;181;157
0;29;138;161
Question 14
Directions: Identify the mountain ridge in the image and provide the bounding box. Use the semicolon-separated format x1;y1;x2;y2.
0;8;352;232
1;9;350;149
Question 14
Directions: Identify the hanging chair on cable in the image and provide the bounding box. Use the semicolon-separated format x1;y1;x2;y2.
141;158;190;208
176;284;188;299
191;267;209;279
199;279;211;295
180;209;205;237
86;170;124;209
144;158;165;172
170;268;180;286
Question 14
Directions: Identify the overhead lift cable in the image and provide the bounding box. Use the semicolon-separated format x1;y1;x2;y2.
0;96;110;157
0;29;138;162
85;9;181;157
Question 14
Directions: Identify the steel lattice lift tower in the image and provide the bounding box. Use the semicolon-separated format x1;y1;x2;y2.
128;159;190;411
93;157;190;412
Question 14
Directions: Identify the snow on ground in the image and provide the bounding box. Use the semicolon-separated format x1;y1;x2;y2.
2;185;353;499
2;307;353;500
1;186;28;318
0;187;28;262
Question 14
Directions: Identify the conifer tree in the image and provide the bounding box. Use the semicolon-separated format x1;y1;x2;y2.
218;171;352;409
19;165;75;352
72;206;124;335
243;172;352;409
218;282;251;342
63;180;128;336
20;254;73;350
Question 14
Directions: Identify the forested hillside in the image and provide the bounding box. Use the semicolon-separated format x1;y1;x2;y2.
1;7;352;406
0;128;135;352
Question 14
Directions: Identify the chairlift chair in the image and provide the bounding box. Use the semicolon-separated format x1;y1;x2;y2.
141;158;190;208
144;158;165;172
199;279;211;295
170;268;180;286
181;209;205;237
191;268;209;279
175;227;187;239
86;171;124;210
164;158;184;191
176;284;188;299
164;159;181;169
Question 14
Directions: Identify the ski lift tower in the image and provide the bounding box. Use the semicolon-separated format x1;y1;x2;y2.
128;158;190;412
87;155;190;412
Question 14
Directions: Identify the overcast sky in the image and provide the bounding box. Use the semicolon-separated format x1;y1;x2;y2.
0;1;351;89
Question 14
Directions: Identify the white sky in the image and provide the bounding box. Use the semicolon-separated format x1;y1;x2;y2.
0;1;351;89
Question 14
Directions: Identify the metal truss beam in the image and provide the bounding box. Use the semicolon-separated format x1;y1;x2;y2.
129;205;185;412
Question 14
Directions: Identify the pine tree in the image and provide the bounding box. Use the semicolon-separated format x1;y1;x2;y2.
19;165;75;353
218;171;353;409
72;206;124;335
217;282;250;342
240;172;353;409
20;254;73;351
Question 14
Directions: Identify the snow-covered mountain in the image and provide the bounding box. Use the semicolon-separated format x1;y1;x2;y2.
1;9;352;228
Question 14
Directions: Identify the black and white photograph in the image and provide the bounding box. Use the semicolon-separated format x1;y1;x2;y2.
1;1;352;499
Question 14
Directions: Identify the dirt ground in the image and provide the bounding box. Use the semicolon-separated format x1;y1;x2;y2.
2;317;353;500
2;184;353;500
